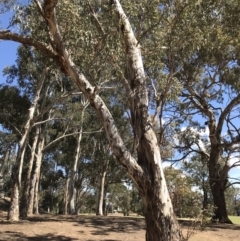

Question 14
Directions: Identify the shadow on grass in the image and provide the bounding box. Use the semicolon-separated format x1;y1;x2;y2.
178;219;240;231
75;215;145;236
1;214;145;237
0;231;78;241
86;240;119;241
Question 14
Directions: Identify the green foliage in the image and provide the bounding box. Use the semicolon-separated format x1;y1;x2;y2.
225;187;240;216
108;183;131;216
130;185;143;215
164;167;202;218
182;154;212;209
0;85;30;132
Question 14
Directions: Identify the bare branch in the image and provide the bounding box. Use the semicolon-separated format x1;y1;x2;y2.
87;0;105;36
43;128;104;153
0;30;57;59
217;94;240;135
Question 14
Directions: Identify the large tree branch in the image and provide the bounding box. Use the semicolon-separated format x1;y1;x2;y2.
0;30;57;59
217;94;240;135
40;0;144;183
185;86;215;121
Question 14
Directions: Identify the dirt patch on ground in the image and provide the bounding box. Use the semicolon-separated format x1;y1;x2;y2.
1;199;240;241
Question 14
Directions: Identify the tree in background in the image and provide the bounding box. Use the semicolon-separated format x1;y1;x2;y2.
164;167;202;218
157;0;240;223
182;154;211;210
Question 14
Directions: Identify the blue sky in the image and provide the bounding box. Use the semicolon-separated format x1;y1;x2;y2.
0;11;19;85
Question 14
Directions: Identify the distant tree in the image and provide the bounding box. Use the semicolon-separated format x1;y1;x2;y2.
182;154;212;210
164;167;202;218
160;0;240;223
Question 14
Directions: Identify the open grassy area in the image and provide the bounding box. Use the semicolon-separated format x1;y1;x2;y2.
1;199;240;241
229;216;240;225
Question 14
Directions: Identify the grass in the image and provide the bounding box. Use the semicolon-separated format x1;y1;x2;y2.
229;216;240;225
177;216;240;225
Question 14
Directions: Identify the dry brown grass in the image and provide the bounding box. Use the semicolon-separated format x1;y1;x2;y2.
0;198;240;241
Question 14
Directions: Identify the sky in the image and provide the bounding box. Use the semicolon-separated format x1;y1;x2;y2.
0;11;19;85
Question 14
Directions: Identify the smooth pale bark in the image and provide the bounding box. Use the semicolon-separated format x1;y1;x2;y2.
8;68;46;221
7;145;26;221
0;147;8;197
64;176;70;215
20;127;40;217
68;131;82;215
1;1;182;239
28;132;45;215
69;103;88;215
33;171;40;214
111;2;182;240
96;159;109;216
34;134;45;214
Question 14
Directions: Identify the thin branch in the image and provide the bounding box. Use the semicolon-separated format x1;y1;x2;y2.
0;115;22;135
217;94;240;135
43;128;103;152
87;0;106;36
33;117;63;127
33;91;82;122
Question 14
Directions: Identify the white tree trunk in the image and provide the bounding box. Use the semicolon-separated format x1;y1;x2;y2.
28;132;45;215
69;102;88;215
20;126;40;217
96;159;108;216
64;176;70;215
8;68;47;221
68;131;82;214
34;133;45;215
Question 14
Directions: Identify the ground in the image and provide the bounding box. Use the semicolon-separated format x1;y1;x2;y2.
1;199;240;241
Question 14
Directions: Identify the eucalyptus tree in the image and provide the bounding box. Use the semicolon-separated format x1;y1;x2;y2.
2;45;82;219
0;1;184;240
151;0;240;223
1;44;60;219
164;167;202;218
94;140;111;216
182;154;211;210
0;130;16;198
7;66;48;221
89;138;129;216
69;106;88;214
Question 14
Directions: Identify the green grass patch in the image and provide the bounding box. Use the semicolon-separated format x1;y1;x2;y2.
229;216;240;224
